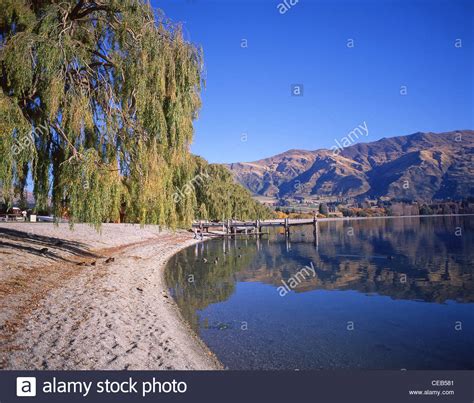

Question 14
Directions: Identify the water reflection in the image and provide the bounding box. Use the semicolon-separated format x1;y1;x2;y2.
168;217;473;312
166;216;474;369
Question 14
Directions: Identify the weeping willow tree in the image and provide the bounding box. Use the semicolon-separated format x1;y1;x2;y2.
192;157;273;221
0;0;203;227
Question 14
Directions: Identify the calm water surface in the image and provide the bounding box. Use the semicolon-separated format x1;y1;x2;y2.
166;216;474;369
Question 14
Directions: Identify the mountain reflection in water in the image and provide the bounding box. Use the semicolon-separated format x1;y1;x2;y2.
166;216;474;369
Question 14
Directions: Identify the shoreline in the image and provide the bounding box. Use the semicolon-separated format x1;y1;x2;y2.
1;214;470;369
0;223;222;370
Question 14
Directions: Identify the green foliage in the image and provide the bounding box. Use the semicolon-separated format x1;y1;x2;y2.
419;204;433;215
192;157;274;221
0;0;271;227
198;202;208;221
0;89;30;206
318;202;328;215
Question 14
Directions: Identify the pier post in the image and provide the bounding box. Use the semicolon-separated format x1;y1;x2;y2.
255;219;261;235
313;214;319;248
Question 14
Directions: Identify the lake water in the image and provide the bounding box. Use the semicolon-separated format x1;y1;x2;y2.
166;216;474;369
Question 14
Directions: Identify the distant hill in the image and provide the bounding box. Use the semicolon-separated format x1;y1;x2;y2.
226;130;474;201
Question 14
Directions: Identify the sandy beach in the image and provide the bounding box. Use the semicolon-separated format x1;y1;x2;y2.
0;223;222;370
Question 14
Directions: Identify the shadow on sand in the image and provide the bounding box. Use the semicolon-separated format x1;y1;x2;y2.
0;227;99;263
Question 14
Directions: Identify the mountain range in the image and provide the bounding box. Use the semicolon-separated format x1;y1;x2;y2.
225;130;474;201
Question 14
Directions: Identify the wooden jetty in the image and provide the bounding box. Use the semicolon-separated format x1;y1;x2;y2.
192;217;319;239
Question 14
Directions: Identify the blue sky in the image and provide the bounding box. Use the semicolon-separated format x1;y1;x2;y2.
154;0;473;163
